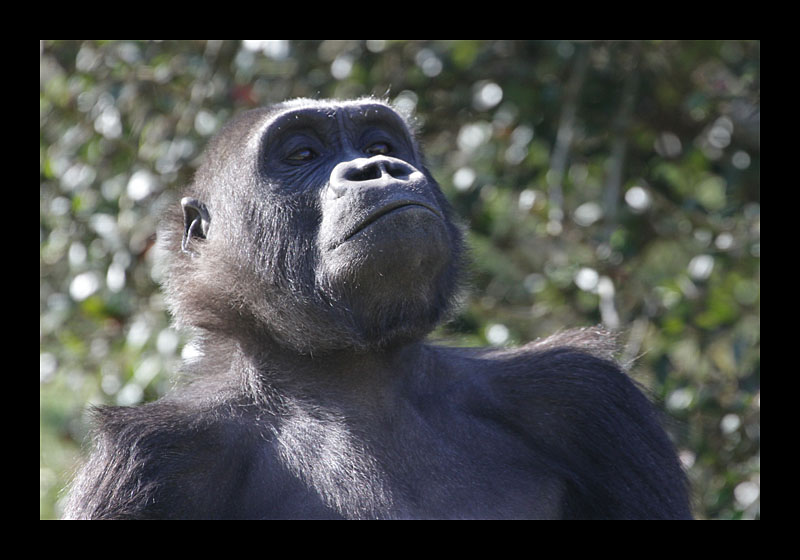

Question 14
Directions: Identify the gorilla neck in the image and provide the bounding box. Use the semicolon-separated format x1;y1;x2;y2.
209;282;445;356
210;332;427;409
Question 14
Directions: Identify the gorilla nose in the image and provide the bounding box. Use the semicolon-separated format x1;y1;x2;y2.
330;156;424;195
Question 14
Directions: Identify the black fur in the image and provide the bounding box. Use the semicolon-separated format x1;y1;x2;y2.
64;99;690;519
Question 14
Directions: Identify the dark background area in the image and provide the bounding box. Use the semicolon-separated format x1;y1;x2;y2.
40;40;760;520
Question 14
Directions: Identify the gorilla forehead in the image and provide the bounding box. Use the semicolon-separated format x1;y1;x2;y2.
265;97;411;121
245;98;416;148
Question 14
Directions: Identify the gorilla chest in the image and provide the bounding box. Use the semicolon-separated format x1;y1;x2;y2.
264;406;564;519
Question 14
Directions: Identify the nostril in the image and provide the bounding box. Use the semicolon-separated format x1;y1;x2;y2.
383;160;412;180
345;162;383;182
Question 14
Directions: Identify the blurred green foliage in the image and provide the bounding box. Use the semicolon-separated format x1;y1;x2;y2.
40;40;760;520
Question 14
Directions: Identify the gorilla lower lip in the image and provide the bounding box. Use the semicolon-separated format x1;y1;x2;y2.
345;202;441;241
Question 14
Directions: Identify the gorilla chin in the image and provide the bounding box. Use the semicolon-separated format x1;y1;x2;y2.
320;205;453;347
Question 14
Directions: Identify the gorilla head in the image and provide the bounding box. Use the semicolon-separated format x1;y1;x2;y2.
160;98;464;354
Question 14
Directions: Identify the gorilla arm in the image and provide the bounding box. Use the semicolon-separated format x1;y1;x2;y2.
476;329;691;519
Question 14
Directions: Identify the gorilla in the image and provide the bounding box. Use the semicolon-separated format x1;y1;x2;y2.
64;98;691;519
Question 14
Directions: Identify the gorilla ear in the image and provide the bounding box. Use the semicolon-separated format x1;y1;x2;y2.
181;197;211;255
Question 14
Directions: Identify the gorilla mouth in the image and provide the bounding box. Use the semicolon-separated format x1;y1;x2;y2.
344;201;443;242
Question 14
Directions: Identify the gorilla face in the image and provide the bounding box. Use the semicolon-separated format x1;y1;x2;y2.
162;98;464;354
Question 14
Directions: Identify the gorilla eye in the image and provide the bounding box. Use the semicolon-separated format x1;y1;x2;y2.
365;142;392;156
286;147;317;163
